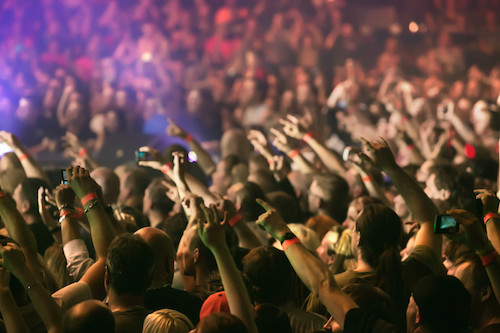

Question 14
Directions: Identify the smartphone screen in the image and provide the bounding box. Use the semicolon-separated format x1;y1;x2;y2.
434;215;459;234
135;150;149;162
61;169;68;185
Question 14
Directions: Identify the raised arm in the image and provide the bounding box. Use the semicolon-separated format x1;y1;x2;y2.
197;204;258;333
167;118;217;176
280;115;347;176
360;138;441;256
254;199;360;330
0;267;29;333
1;242;63;333
476;189;500;253
270;128;317;175
0;131;49;184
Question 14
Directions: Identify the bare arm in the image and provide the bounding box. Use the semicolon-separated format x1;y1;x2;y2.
197;205;258;333
360;138;441;256
0;268;29;333
0;131;49;184
476;190;500;253
270;128;317;175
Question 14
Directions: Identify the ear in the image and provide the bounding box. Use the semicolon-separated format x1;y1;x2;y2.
480;286;492;303
20;200;30;215
415;305;422;324
193;248;200;264
438;189;451;201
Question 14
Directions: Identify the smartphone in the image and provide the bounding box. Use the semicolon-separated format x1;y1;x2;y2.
61;169;68;185
0;142;14;158
434;215;459;234
135;150;150;162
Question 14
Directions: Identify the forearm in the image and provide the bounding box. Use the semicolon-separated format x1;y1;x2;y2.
212;245;258;333
307;138;347;175
84;202;116;259
0;289;29;333
16;268;63;332
486;217;500;253
358;171;392;208
61;218;83;246
485;257;500;304
12;146;50;184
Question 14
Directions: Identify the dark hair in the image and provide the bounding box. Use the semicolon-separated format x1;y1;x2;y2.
196;312;248;333
221;155;240;176
124;169;151;196
255;303;292;333
19;178;50;217
106;233;155;295
236;182;267;222
355;204;403;306
267;191;299;223
147;179;174;215
243;246;293;305
249;169;278;193
429;165;475;211
314;173;350;222
158;212;188;250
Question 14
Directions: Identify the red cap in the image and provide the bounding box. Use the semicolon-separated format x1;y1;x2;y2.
199;291;230;320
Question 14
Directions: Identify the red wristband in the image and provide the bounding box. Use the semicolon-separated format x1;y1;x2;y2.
18;153;28;161
0;191;6;199
407;144;415;150
303;132;314;143
185;134;193;143
481;250;498;267
282;237;301;252
161;163;172;174
59;209;74;218
267;158;273;165
484;213;500;225
228;214;243;227
78;148;87;157
288;149;299;160
362;175;372;182
81;193;98;207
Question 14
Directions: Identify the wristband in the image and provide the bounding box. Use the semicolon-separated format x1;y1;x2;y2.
303;131;314;143
81;193;98;207
282;237;301;252
83;199;99;214
480;250;498;267
185;134;193;143
18;153;28;161
407;144;415;150
0;191;5;199
484;213;500;225
361;175;372;182
161;163;172;175
267;158;273;165
288;149;299;160
78;148;87;157
464;143;476;159
59;209;74;218
228;214;243;227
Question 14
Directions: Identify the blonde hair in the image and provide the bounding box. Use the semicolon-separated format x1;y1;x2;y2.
143;309;194;333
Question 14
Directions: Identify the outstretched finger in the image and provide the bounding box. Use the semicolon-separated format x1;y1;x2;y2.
199;204;212;225
287;114;299;124
269;128;284;139
37;187;45;213
210;204;219;224
256;198;273;212
278;118;291;127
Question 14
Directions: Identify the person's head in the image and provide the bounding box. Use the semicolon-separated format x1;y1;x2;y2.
247;169;278;194
408;275;470;333
158;212;188;251
344;196;384;230
255;303;292;333
451;254;500;329
176;225;217;278
235;182;267;222
354;204;403;302
308;173;350;222
196;312;248;333
143;309;194;333
220;129;252;162
324;284;396;332
211;155;240;195
424;165;475;212
63;300;115;333
90;167;120;206
118;168;151;210
105;233;155;296
135;227;175;288
13;178;50;220
243;246;293;306
143;178;174;219
267;191;299;223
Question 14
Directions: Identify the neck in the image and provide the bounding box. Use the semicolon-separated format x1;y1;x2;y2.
193;266;214;294
148;211;165;228
107;288;144;312
355;253;373;273
478;304;500;328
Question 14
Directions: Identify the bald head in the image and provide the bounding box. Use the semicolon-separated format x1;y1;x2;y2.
63;300;114;333
90;167;120;205
135;227;175;287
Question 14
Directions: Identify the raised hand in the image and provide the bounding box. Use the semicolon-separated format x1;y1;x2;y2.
270;128;293;155
0;131;21;150
166;118;189;139
269;155;288;182
62;131;83;155
248;130;274;159
447;209;489;253
172;151;187;184
475;189;500;215
0;242;28;279
359;137;397;171
197;204;227;252
137;146;168;170
279;115;308;140
66;166;97;199
182;193;204;222
37;187;58;229
255;199;291;240
54;184;76;210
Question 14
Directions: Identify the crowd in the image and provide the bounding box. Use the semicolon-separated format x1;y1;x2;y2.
0;0;499;332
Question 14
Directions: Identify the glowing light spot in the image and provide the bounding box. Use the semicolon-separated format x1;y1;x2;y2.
409;21;419;33
188;151;198;163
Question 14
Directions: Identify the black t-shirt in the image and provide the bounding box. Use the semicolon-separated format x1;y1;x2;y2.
344;308;398;333
28;220;54;255
113;307;151;333
144;286;203;325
